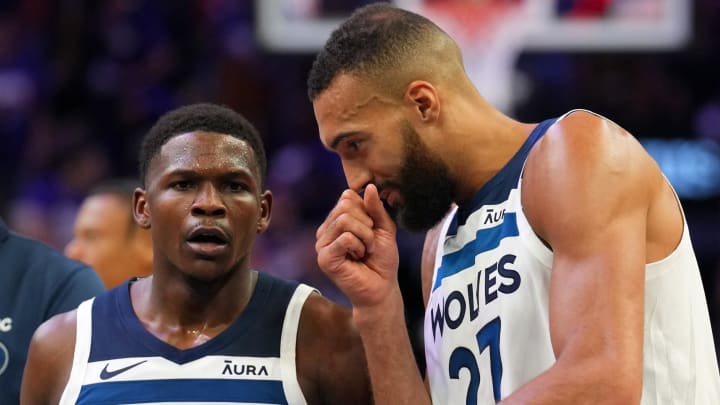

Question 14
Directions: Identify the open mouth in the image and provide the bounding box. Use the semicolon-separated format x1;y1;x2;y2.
186;227;229;256
188;232;227;244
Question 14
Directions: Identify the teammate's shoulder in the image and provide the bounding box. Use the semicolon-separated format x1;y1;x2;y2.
23;304;82;404
551;109;630;140
528;109;634;165
294;291;371;404
301;292;353;328
301;292;358;341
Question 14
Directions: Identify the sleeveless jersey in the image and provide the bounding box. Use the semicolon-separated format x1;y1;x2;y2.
423;110;720;404
60;272;314;405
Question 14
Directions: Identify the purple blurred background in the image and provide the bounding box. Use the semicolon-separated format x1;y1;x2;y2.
0;0;718;367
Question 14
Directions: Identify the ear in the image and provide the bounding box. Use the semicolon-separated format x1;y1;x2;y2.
133;187;152;229
405;80;440;123
257;190;273;234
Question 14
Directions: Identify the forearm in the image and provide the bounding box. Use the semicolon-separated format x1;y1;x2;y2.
500;358;641;405
354;289;430;405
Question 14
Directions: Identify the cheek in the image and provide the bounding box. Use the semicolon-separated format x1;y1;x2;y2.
93;238;120;259
363;153;398;177
378;144;405;168
149;201;186;227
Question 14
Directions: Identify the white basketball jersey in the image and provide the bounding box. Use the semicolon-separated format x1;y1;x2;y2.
424;112;720;404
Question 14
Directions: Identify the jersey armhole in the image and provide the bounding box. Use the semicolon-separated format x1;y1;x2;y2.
430;206;458;291
58;298;94;405
279;284;315;405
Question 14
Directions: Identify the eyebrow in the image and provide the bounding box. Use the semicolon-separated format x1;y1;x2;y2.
165;168;254;180
329;131;363;150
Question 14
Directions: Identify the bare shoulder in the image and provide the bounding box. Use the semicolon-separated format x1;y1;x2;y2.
296;292;372;404
298;292;359;350
523;109;664;242
528;109;662;194
546;109;637;149
21;310;78;404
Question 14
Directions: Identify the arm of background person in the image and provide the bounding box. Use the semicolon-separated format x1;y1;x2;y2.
501;111;656;404
315;185;430;405
20;310;78;405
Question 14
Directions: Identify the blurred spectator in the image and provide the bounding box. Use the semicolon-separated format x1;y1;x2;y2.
7;139;110;249
65;179;153;288
0;217;104;404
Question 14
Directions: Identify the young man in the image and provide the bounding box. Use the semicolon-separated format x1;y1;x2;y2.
21;103;371;404
0;218;104;405
65;179;153;288
308;3;720;404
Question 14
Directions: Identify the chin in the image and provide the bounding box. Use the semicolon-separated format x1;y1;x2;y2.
181;261;237;284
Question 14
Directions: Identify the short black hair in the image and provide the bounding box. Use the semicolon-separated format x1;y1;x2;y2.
307;3;444;100
138;103;267;187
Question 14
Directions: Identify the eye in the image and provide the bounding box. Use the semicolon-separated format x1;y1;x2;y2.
172;180;193;191
347;140;362;151
225;181;248;192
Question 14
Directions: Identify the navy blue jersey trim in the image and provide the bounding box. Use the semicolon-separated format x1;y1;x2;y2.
88;272;298;363
77;379;288;404
450;117;557;233
434;213;519;291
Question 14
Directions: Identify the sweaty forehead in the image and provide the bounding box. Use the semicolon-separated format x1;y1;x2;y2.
151;131;257;177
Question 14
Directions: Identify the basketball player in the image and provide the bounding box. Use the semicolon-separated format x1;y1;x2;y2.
20;103;372;404
308;4;720;404
65;179;153;288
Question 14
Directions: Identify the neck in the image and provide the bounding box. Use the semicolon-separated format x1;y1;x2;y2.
443;98;535;205
131;269;257;348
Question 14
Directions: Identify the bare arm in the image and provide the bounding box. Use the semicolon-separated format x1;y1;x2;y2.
21;310;77;405
297;293;373;404
502;111;661;404
315;185;430;405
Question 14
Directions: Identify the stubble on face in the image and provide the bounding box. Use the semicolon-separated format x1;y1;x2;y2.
380;122;456;232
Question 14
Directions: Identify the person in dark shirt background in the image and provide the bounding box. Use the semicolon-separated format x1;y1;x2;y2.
0;217;104;404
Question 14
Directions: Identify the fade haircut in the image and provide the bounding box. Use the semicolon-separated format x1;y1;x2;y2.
138;103;267;187
307;3;453;100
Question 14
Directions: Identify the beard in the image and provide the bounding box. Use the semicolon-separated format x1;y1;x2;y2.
380;123;456;232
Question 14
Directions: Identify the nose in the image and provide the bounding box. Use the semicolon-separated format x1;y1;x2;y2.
191;183;226;217
342;162;372;193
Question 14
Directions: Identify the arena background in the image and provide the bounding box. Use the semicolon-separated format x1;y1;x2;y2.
0;0;718;371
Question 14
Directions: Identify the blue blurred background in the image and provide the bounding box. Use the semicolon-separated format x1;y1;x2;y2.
0;0;718;367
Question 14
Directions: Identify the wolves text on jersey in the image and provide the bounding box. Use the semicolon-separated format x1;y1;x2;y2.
430;254;520;341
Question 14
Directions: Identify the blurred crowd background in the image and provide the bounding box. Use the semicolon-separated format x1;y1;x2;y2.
1;0;719;367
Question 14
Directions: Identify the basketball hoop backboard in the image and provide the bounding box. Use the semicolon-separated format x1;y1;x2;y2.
256;0;692;112
522;0;691;50
256;0;691;52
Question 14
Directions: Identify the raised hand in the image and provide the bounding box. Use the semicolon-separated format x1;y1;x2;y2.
315;184;400;311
